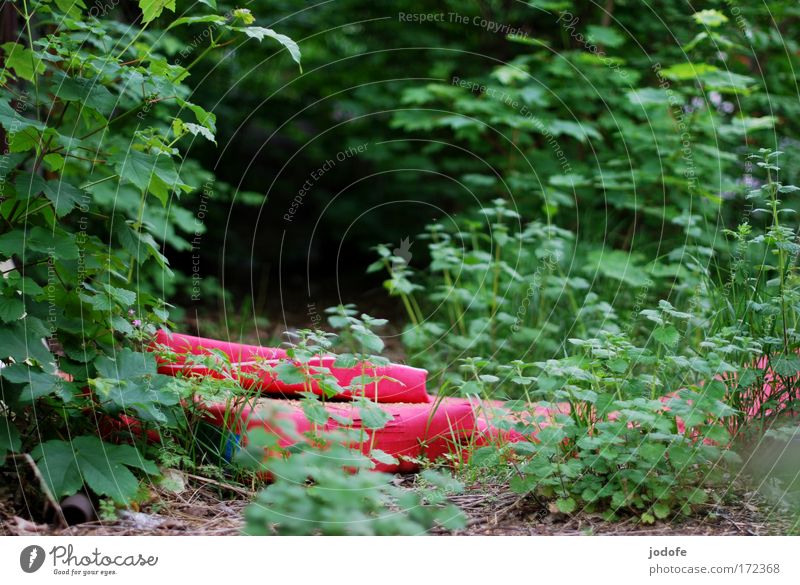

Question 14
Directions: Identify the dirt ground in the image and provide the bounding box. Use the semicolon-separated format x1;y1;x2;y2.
1;474;794;536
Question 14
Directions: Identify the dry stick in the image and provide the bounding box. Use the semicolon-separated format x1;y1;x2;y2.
184;473;254;498
10;453;69;529
718;510;757;536
490;494;530;526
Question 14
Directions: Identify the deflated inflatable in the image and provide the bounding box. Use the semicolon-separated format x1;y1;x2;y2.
202;397;477;472
152;330;430;403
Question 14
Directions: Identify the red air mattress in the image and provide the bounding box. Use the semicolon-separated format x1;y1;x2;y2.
203;397;476;472
152;330;287;362
153;330;430;403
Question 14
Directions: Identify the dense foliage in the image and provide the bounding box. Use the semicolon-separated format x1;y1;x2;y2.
1;1;799;533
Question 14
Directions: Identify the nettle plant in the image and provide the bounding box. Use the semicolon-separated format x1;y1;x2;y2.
229;311;466;536
242;431;466;536
372;198;634;386
709;150;800;432
0;0;300;506
468;324;740;523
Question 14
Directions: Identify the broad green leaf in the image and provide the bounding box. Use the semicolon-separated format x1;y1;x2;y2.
587;248;650;287
15;172;85;217
0;296;24;322
0;43;45;82
94;348;157;380
32;436;158;503
556;497;576;514
773;355;800;377
627;87;669;106
653;502;670;519
352;329;384;354
232;27;302;69
112;150;189;205
274;362;306;385
0;98;46;132
138;0;176;24
548;119;601;143
167;15;226;30
1;364;72;403
370;449;398;465
175;98;217;134
356;398;393;430
98;374;179;423
692;9;728;27
80;283;137;311
0;319;54;365
300;398;329;425
54;0;87;17
50;71;116;117
93;349;178;422
0;226;79;259
586;25;624;48
699;70;756;94
653;326;680;347
660;62;717;81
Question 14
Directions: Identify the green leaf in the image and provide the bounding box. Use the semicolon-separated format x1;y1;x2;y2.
773;356;800;377
548;119;601;143
356;398;393;430
586;25;624;48
175;98;217;134
93;350;178;422
101;376;179;423
173;119;216;144
653;326;680;347
692;9;728;27
0;226;79;260
51;71;117;118
556;497;576;514
32;436;158;503
300;398;330;425
81;283;137;311
0;43;45;82
232;27;302;69
653;502;670;519
94;347;157;379
0;319;54;365
660;62;717;81
1;364;72;403
138;0;176;24
699;70;756;94
352;329;384;354
627;87;669;107
53;0;87;17
370;449;399;465
167;15;227;30
274;362;306;385
0;296;24;322
112;150;188;205
0;98;46;132
458;381;482;395
15;172;85;217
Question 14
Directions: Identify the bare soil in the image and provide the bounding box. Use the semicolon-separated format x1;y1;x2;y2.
1;474;793;536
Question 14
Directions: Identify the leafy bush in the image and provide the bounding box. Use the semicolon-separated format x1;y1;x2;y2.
0;0;300;504
242;429;465;536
